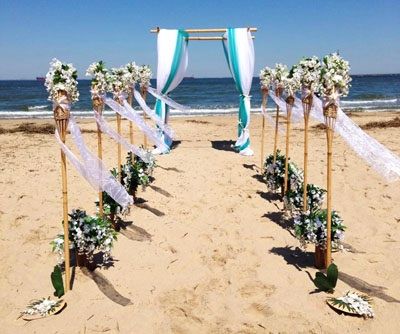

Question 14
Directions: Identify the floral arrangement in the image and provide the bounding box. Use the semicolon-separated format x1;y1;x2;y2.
282;65;301;97
121;152;155;196
86;61;109;96
272;63;289;89
319;53;351;98
263;150;303;192
51;209;117;264
45;58;79;102
294;209;345;249
293;56;321;93
138;65;152;88
284;183;326;213
125;62;139;87
328;291;374;318
107;66;131;96
21;298;63;317
259;66;274;89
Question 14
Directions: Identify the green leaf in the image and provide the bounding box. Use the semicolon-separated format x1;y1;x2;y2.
314;272;334;292
51;265;64;298
327;263;338;288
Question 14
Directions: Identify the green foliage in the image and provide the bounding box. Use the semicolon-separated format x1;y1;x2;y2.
51;265;64;298
313;263;338;293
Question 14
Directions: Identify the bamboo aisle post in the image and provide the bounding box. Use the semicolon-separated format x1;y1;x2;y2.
260;87;269;171
283;96;295;194
53;90;71;291
127;90;134;144
302;93;313;211
272;87;283;164
140;86;148;149
115;94;122;179
93;96;104;217
323;97;338;268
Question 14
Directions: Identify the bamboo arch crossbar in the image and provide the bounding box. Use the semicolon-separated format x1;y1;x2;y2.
150;27;257;40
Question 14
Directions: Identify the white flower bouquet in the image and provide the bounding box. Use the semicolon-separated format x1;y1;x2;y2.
86;61;110;97
284;183;326;213
259;66;275;90
45;58;79;102
327;291;374;318
125;62;140;88
294;56;321;93
108;66;131;96
294;209;345;250
319;53;351;98
282;65;301;98
137;65;152;88
51;209;117;264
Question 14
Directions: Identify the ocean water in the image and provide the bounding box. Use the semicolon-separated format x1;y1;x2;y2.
0;75;399;119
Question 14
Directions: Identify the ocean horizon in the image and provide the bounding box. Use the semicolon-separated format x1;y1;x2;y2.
0;74;399;119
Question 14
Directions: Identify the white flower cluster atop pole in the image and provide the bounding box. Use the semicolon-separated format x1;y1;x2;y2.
293;56;321;93
259;66;274;90
273;63;289;89
86;61;109;97
282;65;301;97
319;53;351;98
125;62;140;88
138;65;152;88
108;67;132;96
45;58;79;102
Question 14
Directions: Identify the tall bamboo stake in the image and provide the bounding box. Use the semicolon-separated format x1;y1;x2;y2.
323;100;337;268
302;92;313;211
283;96;294;194
127;90;134;145
260;87;269;172
140;86;148;149
114;95;122;180
53;90;71;291
93;96;104;217
272;87;283;164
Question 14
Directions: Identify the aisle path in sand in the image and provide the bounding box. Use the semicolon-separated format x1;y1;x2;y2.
1;113;399;333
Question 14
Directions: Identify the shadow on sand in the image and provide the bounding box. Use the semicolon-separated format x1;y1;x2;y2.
269;246;314;271
135;197;165;217
210;140;236;152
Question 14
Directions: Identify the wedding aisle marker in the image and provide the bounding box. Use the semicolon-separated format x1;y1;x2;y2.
259;67;273;169
223;28;255;156
86;61;109;217
319;53;352;268
293;57;321;211
154;29;189;154
45;58;78;291
138;65;152;148
125;62;140;145
282;67;301;195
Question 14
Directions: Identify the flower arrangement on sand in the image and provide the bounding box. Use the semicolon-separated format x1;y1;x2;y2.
284;183;326;213
45;58;79;102
293;209;345;250
121;151;156;197
327;291;374;318
51;209;117;265
20;298;64;318
263;150;303;194
86;61;110;97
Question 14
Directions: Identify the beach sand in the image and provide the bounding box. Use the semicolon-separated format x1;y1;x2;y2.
0;111;400;333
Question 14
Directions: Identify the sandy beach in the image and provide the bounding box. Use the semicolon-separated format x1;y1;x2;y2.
0;111;400;333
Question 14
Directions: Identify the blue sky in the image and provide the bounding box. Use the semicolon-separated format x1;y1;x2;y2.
0;0;399;79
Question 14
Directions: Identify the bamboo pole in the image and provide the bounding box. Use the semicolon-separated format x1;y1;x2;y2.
260;87;269;172
272;87;283;164
53;90;71;292
127;90;134;145
93;96;104;217
114;95;122;180
283;96;294;194
323;99;337;268
140;86;148;149
302;93;313;211
150;27;258;33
